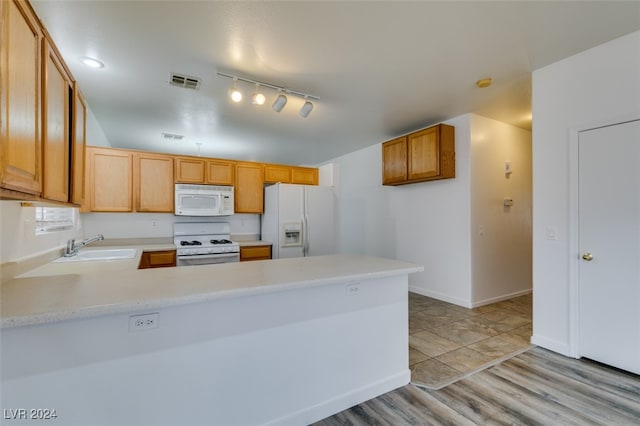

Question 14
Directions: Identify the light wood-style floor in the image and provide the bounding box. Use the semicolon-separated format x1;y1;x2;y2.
314;347;640;425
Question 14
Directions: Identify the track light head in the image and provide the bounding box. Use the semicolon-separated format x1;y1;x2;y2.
299;99;314;118
252;83;266;105
229;77;242;102
272;92;288;112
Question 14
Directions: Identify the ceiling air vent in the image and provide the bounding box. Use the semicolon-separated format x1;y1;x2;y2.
161;132;184;141
169;73;201;90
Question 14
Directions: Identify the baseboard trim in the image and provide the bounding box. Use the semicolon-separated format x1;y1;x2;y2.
531;334;573;357
408;286;471;308
265;370;411;426
470;289;532;308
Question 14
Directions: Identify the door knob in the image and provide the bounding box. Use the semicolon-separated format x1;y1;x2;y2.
582;252;594;261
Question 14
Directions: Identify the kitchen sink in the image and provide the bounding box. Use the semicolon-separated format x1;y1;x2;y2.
53;248;137;263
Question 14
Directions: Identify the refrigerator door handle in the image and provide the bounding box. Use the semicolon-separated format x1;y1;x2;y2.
303;187;310;256
304;215;309;256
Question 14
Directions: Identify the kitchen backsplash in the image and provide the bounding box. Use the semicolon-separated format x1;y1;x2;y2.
81;212;260;240
0;201;81;263
0;200;260;264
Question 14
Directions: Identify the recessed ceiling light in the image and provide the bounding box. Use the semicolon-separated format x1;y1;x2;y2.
80;57;104;69
476;78;492;88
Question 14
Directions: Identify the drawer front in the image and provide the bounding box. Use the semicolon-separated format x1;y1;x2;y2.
147;250;176;267
240;245;272;261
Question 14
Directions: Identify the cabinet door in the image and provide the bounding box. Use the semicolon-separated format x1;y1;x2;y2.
264;164;291;184
206;160;234;185
175;157;205;183
87;147;133;212
240;245;272;261
291;167;318;185
42;38;72;202
135;152;174;212
138;250;176;269
408;127;440;181
70;84;86;205
0;0;42;195
382;137;407;185
235;162;264;213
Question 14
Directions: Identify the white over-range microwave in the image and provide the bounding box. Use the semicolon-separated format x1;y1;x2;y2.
175;184;234;216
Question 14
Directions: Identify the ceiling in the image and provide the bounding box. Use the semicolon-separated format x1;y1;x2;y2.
31;1;640;166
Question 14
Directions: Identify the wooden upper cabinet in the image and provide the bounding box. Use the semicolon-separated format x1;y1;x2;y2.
382;124;455;186
134;152;174;212
0;0;43;196
206;160;234;185
71;84;86;205
382;137;408;185
264;164;318;185
291;166;318;185
264;164;291;184
175;157;205;183
408;127;440;180
41;37;72;203
86;146;133;212
235;162;264;213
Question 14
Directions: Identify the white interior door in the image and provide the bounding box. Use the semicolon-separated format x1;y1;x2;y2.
578;119;640;374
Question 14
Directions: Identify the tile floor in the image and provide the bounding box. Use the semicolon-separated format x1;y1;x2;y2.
409;292;533;389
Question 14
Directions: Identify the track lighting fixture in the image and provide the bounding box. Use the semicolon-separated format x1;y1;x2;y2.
229;77;242;103
252;83;266;105
272;91;288;112
299;97;314;118
217;72;318;117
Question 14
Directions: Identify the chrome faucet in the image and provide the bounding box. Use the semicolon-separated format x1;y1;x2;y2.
64;234;105;257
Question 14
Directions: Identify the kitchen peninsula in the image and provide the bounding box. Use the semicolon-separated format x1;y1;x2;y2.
1;253;421;425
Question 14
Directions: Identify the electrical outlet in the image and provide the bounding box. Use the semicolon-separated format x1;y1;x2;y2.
129;313;159;332
151;219;158;228
346;283;361;296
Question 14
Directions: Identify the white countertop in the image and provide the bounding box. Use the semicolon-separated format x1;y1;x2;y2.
238;240;272;247
1;253;422;329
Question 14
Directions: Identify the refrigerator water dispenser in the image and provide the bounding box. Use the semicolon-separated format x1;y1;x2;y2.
281;222;303;247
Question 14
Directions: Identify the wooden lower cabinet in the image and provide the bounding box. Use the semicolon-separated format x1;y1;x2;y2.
240;245;272;262
138;250;176;269
235;162;264;213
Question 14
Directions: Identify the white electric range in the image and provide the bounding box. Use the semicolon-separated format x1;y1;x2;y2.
173;222;240;266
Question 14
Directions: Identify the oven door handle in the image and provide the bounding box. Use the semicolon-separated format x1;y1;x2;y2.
177;253;239;260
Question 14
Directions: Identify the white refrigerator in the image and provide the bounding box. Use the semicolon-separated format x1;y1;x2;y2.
261;183;336;259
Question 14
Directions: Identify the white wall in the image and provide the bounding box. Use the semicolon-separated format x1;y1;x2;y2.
325;114;474;306
323;113;533;308
470;115;532;305
86;104;111;147
532;31;640;355
0;201;82;263
82;213;260;240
